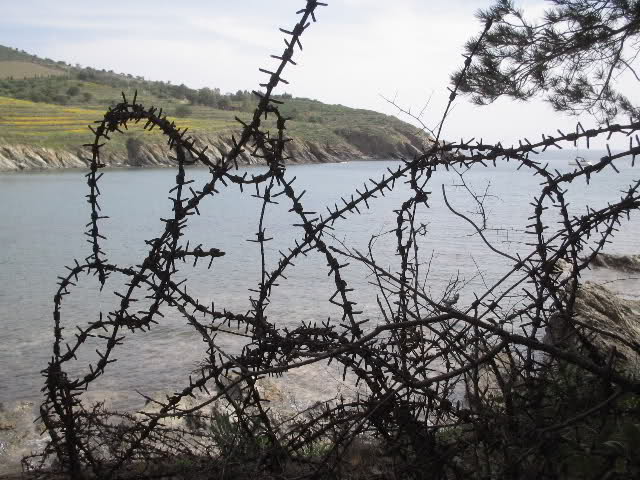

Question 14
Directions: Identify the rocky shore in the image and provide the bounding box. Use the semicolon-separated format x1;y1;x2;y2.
0;402;46;475
0;363;365;475
2;255;638;476
0;130;425;172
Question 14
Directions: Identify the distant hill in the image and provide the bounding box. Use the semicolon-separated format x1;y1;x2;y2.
0;45;62;64
0;45;67;78
0;45;429;171
0;61;64;79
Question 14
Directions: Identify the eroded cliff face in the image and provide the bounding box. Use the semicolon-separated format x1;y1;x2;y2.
0;145;88;171
0;130;427;172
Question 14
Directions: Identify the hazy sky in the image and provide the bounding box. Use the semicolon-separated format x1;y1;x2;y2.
1;0;634;149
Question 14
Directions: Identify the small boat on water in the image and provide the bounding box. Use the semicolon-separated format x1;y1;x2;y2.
569;155;593;167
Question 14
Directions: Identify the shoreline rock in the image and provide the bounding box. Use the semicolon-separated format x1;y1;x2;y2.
0;130;426;173
546;281;640;376
469;260;640;408
589;253;640;273
0;401;48;475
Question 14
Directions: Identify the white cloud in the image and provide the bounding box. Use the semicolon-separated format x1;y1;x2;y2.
44;36;259;92
186;16;279;49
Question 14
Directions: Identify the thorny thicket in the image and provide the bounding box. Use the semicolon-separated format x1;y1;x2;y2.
36;1;640;479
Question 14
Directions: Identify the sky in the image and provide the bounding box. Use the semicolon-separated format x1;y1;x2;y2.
0;0;636;150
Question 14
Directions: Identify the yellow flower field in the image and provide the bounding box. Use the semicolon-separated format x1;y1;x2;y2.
0;94;241;150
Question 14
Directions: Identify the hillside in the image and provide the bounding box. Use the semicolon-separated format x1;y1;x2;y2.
0;45;429;171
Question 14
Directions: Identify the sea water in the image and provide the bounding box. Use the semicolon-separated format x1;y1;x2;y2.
1;159;638;407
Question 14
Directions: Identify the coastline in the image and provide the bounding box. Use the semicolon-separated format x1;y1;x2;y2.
1;257;639;475
0;362;365;475
0;131;425;173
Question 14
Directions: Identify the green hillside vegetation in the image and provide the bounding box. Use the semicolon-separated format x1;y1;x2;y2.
0;44;424;155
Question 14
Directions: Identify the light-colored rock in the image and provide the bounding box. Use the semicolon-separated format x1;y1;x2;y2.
0;127;429;172
0;421;15;431
546;281;640;376
468;277;640;409
0;401;49;475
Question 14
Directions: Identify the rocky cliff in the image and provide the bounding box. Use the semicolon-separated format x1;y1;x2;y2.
0;130;426;172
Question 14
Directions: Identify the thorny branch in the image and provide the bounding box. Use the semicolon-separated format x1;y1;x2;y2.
37;2;640;479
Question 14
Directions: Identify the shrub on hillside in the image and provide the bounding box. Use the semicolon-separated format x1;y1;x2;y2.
51;94;70;105
173;104;193;117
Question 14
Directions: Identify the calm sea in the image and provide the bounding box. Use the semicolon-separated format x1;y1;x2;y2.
1;159;638;407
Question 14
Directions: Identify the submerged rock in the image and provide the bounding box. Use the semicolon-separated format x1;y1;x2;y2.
0;401;48;475
589;253;640;273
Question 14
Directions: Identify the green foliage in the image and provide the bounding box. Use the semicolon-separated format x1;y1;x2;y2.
217;96;231;110
206;407;272;460
51;94;70;105
443;357;640;479
454;0;640;120
299;438;334;458
173;104;193;117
